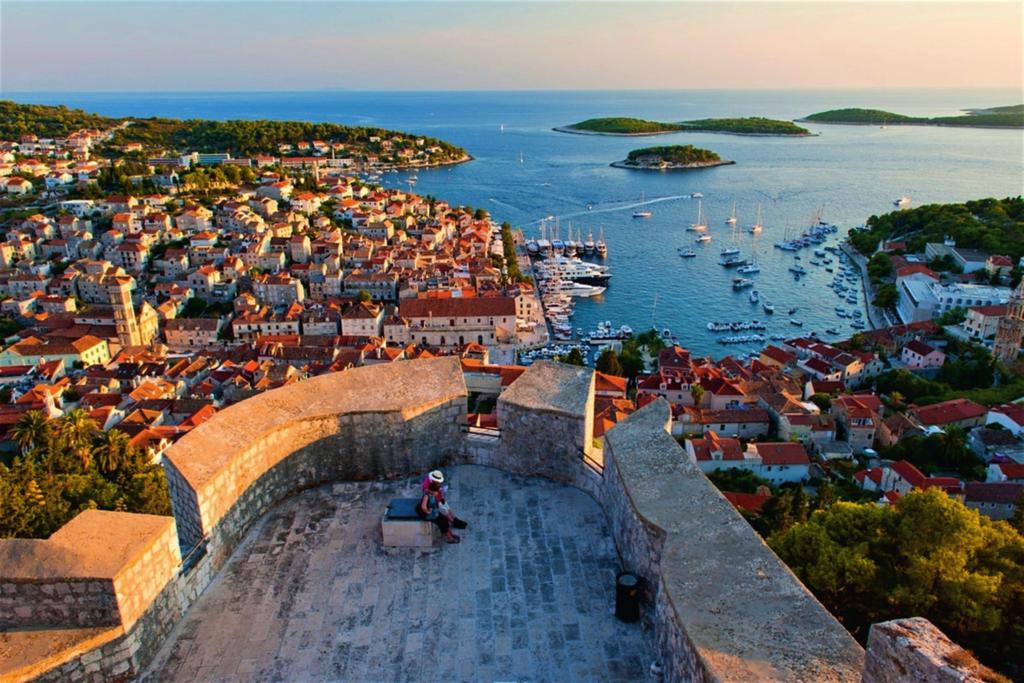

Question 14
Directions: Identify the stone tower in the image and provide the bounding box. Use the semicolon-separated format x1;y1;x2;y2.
106;275;142;348
993;279;1024;364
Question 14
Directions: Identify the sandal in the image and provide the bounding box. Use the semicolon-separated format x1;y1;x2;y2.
445;536;461;544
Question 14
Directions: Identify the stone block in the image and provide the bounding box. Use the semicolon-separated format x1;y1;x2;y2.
381;516;437;548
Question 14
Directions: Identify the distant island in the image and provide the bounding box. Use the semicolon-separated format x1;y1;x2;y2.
555;116;812;136
611;144;734;170
801;106;1024;129
0;100;470;165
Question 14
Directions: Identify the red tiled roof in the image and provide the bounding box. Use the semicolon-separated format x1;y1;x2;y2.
964;482;1024;505
910;398;987;426
996;463;1024;480
400;296;516;318
722;491;771;514
754;442;809;466
990;403;1024;426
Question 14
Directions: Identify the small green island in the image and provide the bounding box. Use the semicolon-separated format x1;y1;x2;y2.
611;144;734;171
801;106;1024;128
555;116;812;136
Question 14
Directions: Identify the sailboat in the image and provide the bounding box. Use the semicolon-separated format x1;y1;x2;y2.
687;199;707;232
518;151;524;165
737;232;761;273
725;202;737;225
749;204;764;234
632;192;652;218
596;227;608;257
583;229;596;255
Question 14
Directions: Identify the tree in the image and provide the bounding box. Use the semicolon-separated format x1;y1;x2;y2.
866;252;893;282
559;348;585;366
770;488;1024;673
357;289;372;303
93;429;138;476
11;410;50;455
595;348;623;376
872;283;898;309
690;384;705;407
808;393;832;412
59;409;99;470
936;307;968;326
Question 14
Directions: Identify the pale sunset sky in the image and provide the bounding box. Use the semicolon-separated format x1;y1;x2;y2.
1;1;1021;92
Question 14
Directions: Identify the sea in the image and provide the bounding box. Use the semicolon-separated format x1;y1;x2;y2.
7;89;1022;357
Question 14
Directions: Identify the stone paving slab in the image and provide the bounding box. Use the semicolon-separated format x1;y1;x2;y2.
141;465;652;682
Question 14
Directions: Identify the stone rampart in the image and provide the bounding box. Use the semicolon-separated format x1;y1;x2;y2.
861;618;1005;683
602;398;867;683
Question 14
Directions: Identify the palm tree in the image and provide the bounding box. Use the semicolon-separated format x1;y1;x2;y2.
11;410;50;456
93;429;136;475
690;384;706;407
59;409;99;470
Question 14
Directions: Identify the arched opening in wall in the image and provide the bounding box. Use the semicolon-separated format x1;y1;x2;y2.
440;336;446;346
477;335;483;345
459;335;464;346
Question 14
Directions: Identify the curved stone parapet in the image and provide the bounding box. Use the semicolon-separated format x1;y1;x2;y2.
163;356;468;557
602;398;866;683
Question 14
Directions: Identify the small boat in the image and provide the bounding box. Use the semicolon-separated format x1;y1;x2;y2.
894;196;912;207
826;327;840;335
725;202;738;225
790;319;803;326
596;227;608;258
749;290;760;304
679;249;697;258
850;320;865;329
695;234;711;243
737;263;760;274
789;265;808;275
690;192;704;199
732;277;755;290
633;191;652;218
689;199;708;232
749;204;764;234
720;246;740;257
789;307;798;315
763;302;775;314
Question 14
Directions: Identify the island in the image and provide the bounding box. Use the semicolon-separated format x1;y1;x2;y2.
0;100;471;168
611;144;734;170
801;106;1024;129
555;116;811;136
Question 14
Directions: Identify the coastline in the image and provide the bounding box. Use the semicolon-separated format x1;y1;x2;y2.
552;126;679;137
554;125;814;138
795;118;1022;130
610;159;735;171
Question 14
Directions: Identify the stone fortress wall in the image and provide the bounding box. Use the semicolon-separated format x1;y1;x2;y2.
0;358;989;682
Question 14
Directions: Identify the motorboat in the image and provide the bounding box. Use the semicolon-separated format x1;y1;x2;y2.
732;277;755;290
749;290;760;304
695;234;711;243
762;302;775;314
789;319;803;326
894;196;912;207
679;249;697;258
720;246;740;257
737;263;760;274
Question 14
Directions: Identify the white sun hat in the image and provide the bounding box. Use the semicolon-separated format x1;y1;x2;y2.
428;470;445;484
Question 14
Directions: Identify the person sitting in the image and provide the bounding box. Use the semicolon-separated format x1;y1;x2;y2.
417;470;467;544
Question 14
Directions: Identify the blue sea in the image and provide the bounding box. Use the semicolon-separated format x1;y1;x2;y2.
6;89;1022;356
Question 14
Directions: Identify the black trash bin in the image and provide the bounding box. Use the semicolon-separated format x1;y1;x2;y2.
615;572;641;623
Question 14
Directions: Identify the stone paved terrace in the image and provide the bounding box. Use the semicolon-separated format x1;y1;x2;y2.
141;465;653;682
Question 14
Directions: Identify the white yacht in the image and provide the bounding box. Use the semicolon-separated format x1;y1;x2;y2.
695;234;711;243
894;196;912;207
725;202;738;225
583;230;596;255
737;263;760;274
749;204;764;234
749;289;759;304
720;246;740;257
632;191;652;218
596;228;608;258
688;199;708;232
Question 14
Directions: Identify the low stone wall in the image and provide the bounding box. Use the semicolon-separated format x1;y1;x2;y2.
0;511;179;632
601;398;867;683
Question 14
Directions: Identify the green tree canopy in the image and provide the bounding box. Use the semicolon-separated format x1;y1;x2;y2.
769;489;1024;674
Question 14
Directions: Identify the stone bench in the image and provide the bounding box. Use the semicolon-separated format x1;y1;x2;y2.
381;498;437;547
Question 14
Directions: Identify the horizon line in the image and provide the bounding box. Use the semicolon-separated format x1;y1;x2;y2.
3;86;1023;96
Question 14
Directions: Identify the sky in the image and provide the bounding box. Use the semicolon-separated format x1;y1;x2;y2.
1;1;1021;92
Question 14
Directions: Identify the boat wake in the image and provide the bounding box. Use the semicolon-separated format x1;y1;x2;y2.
525;194;690;225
